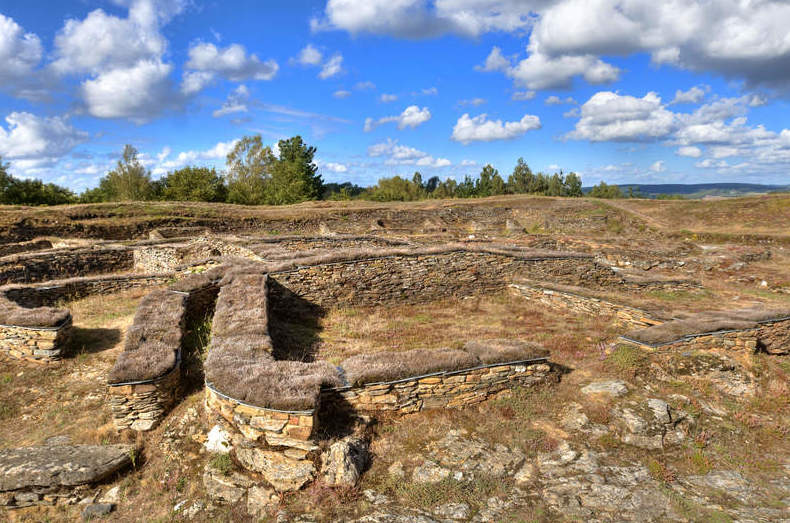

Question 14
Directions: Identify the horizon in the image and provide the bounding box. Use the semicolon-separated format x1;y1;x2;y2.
2;1;790;191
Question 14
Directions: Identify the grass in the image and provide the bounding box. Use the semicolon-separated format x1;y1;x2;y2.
605;344;650;378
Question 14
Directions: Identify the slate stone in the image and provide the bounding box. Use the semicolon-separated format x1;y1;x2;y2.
0;444;133;492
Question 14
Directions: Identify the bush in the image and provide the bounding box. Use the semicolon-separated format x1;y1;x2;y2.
160;166;227;202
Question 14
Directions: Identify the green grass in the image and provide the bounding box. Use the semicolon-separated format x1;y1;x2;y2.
208;453;233;476
605;344;649;377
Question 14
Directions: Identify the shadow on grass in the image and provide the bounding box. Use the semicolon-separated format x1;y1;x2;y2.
67;327;121;357
267;278;325;362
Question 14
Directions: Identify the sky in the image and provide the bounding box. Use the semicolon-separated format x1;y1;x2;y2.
1;0;790;192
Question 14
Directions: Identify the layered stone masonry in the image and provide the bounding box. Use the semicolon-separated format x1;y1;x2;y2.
510;282;664;329
324;359;554;415
619;318;790;354
107;363;181;431
269;251;613;309
0;246;134;285
0;317;72;364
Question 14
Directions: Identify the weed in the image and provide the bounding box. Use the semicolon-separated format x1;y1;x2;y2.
647;458;677;483
605;344;649;377
209;453;233;476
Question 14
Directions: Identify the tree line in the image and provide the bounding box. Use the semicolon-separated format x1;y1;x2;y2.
0;134;633;206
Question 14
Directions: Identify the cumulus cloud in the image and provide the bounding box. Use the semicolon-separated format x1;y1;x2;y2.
671;85;709;105
451;113;541;144
319;53;344;79
213;85;250;118
0;112;89;172
355;81;376;90
312;0;534;38
367;138;450;168
380;93;398;102
333;90;352;99
315;1;790;90
296;44;323;66
322;161;348;172
152;139;239;175
511;90;536;101
364;105;432;131
545;95;576;105
567;91;675;142
0;14;47;100
185;42;279;82
81;59;176;122
676;146;702;158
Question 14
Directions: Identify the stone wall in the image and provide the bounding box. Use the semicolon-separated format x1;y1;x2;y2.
323;360;554;415
3;274;171;308
205;385;316;453
0;239;53;259
269;251;613;310
620;318;789;354
107;364;181;431
510;283;663;328
0;317;72;364
0;246;134;285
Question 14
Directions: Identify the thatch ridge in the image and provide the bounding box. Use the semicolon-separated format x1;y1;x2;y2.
107;290;186;383
341;348;480;387
624;307;790;345
463;339;549;365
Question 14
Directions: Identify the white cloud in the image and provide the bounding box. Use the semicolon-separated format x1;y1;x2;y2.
297;44;323;66
213;85;250;118
180;71;214;95
545;95;576;105
511;90;536;101
460;159;477;166
367;138;450;168
451;113;541;144
364;105;432;132
323;161;348;173
420;87;438;95
185;42;278;82
333;90;352;99
676;146;702;158
0;14;45;100
355;81;376;90
459;98;487;107
567;91;676;142
649;160;666;172
476;46;511;72
0;112;89;172
380;93;398;102
51;0;174;74
319;53;343;79
313;0;534;38
81;59;176;122
153;139;239;175
671;85;709;105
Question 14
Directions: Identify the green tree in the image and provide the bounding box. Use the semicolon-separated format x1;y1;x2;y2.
433;178;457;199
96;145;154;201
528;173;549;195
507;158;534;194
564;172;583;197
588;181;624;199
455;175;477;198
547;173;566;196
161;166;226;202
0;156;76;205
365;176;422;201
476;164;499;197
225;135;275;205
270;135;322;204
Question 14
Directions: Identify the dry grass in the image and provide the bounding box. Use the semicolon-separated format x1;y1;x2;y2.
342;348;479;386
107;290;186;383
625;306;790;345
0;295;70;327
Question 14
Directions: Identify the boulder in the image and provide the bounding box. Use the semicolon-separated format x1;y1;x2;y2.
0;445;133;492
235;448;315;492
202;465;253;503
581;380;629;398
321;437;369;487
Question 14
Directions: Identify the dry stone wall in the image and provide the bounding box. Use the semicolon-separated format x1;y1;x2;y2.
510;283;663;328
107;364;181;431
0;317;72;364
269;251;613;309
620;318;790;354
3;274;170;308
0;246;134;285
324;360;554;415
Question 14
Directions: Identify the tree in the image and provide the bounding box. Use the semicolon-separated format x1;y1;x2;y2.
547;173;566;196
364;176;422;201
96;145;154;201
160;166;226;202
588;181;624;199
271;135;322;204
225;135;275;205
433;178;457;199
476;164;500;197
0;156;76;205
507;158;534;194
425;176;441;194
564;172;583;197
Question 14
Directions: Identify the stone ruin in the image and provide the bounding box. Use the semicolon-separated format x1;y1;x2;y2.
1;231;788;513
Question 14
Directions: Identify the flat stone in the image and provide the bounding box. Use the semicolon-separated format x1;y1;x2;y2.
202;467;253;503
205;425;232;454
247;485;278;517
235;449;315;492
412;460;450;483
0;444;133;492
647;398;671;424
433;502;470;520
581;380;628;398
98;485;120;504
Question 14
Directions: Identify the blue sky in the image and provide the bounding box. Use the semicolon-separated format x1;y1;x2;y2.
1;0;789;191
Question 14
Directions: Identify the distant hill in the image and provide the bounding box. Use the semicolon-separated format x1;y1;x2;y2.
582;183;790;199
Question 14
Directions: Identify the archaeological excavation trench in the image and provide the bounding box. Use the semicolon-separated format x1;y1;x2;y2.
1;232;789;509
